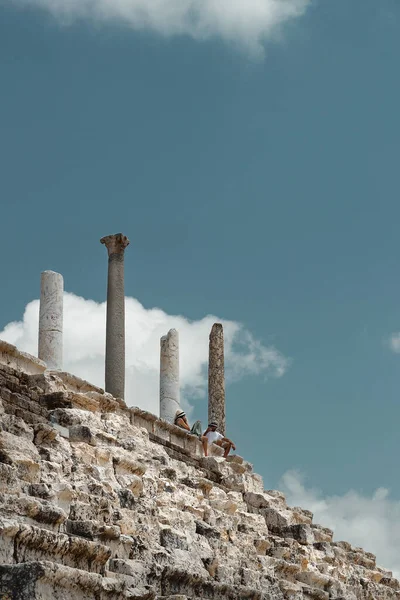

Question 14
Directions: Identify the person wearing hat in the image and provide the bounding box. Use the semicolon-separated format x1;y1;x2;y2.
203;422;236;458
174;410;208;456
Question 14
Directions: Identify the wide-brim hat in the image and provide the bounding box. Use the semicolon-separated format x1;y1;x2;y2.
175;410;186;419
208;422;218;428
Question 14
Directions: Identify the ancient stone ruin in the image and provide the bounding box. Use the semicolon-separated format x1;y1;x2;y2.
0;233;399;599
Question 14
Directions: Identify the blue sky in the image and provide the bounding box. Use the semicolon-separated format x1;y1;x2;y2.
1;0;400;573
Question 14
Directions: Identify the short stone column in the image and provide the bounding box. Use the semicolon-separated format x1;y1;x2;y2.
100;233;130;399
38;270;64;370
160;329;180;422
208;323;226;435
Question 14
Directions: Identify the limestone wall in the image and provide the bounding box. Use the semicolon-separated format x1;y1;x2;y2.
0;341;399;600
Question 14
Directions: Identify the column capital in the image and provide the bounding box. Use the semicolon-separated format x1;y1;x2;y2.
100;233;130;256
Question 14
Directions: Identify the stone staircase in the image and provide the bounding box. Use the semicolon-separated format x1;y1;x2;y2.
0;340;399;600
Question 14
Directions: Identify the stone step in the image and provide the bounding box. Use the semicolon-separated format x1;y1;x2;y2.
160;566;267;599
0;518;111;574
2;401;48;425
0;560;154;599
0;492;67;529
277;578;330;600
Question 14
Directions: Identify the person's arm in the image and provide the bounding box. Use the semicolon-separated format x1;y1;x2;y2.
203;427;210;436
176;418;190;431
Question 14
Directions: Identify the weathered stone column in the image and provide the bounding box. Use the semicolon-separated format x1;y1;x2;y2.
160;329;180;422
208;323;226;435
100;233;130;399
38;270;63;370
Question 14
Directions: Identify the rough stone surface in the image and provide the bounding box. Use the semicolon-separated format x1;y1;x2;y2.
38;270;64;371
160;329;180;423
100;233;130;400
1;340;399;600
0;340;46;375
208;323;225;435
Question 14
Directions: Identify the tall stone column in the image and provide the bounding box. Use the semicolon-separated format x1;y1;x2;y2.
100;233;130;399
208;323;226;435
38;270;64;370
160;329;180;422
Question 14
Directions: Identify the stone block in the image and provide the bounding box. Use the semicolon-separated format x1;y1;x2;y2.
0;561;126;599
292;506;313;524
300;584;329;600
51;422;70;438
225;461;247;474
40;392;73;410
296;570;332;588
199;456;225;474
1;413;34;440
261;507;291;532
160;527;188;551
34;423;58;445
67;519;99;539
0;431;41;483
380;577;400;590
98;525;121;540
183;434;199;455
254;537;272;555
117;489;137;510
345;547;376;569
69;425;97;446
12;392;45;415
28;483;52;500
113;454;146;476
265;489;287;504
0;463;21;494
244;473;264;494
280;524;315;545
208;442;225;458
153;422;170;441
108;558;147;583
311;524;333;543
208;489;238;515
0;562;46;599
243;491;271;510
116;473;143;498
0;340;46;374
195;520;221;539
225;454;244;465
313;542;335;563
170;432;184;447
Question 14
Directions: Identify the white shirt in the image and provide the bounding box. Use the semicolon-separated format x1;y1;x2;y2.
206;431;224;444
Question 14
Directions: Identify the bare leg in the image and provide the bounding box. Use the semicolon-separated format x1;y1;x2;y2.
201;436;208;457
223;442;232;458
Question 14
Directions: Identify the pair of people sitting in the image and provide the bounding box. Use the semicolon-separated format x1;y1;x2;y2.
174;410;236;458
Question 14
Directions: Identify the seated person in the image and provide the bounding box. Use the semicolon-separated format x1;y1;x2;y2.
203;422;236;458
174;410;208;456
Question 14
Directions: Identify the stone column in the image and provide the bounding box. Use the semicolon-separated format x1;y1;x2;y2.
208;323;226;435
160;329;180;422
38;271;63;371
100;233;130;399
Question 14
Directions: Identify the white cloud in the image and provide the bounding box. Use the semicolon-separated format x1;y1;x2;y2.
281;470;400;578
0;292;288;416
9;0;312;54
389;333;400;353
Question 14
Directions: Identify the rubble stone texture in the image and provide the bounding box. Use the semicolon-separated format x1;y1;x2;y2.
1;340;399;600
38;270;63;371
208;323;226;435
100;233;130;400
160;329;180;423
